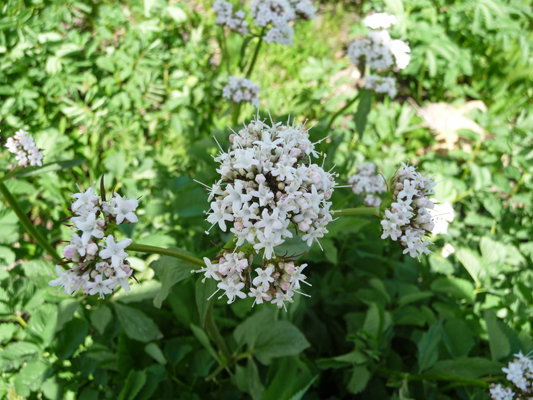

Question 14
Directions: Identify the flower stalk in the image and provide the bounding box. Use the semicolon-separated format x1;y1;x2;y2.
128;243;205;267
0;182;61;263
332;206;381;217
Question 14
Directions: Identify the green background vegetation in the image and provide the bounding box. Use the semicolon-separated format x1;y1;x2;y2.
0;0;532;399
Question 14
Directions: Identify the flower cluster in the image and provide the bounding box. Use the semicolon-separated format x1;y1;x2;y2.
195;252;310;310
348;29;410;71
490;352;533;400
363;12;397;30
203;116;336;259
365;75;398;99
49;184;139;298
213;0;248;35
347;12;410;98
348;162;386;207
4;129;44;168
222;76;261;107
380;160;437;259
251;0;315;45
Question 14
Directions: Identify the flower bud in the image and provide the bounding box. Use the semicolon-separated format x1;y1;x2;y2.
255;174;266;184
229;134;235;142
324;190;332;200
220;166;231;176
63;245;76;260
234;221;244;231
90;270;99;279
290;148;301;157
298;221;310;232
246;172;255;180
86;242;98;256
282;273;291;282
285;262;295;274
278;182;285;190
281;282;291;291
105;268;114;278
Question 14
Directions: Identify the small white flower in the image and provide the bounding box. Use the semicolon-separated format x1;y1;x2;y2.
217;280;247;304
99;235;132;269
86;274;113;298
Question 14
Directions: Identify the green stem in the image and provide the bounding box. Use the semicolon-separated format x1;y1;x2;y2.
245;29;265;79
205;305;232;362
0;166;20;184
417;60;426;104
231;102;242;126
0;182;61;263
324;92;360;139
128;243;205;267
221;30;232;75
332;207;380;217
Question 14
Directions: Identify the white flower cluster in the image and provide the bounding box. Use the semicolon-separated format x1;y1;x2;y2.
251;0;315;46
365;75;398;99
213;0;248;35
222;76;261;107
380;160;437;259
203;116;336;260
363;12;397;30
49;185;139;298
348;29;410;71
347;12;410;98
490;352;533;400
348;162;386;207
195;252;310;310
4;129;44;168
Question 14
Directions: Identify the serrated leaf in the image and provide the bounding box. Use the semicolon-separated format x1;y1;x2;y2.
254;320;310;365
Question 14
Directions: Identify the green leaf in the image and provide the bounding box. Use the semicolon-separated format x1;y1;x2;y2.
254;320;310;365
484;310;511;361
91;305;112;335
190;323;219;362
430;277;475;303
0;323;18;344
263;357;317;400
150;253;198;308
54;318;89;359
362;302;384;341
14;360;50;397
117;369;147;400
455;248;485;285
354;89;372;140
195;277;217;328
398;291;434;307
166;6;187;23
442;319;474;358
145;343;167;365
427;357;504;379
347;365;371;394
418;321;443;372
234;308;276;348
112;303;163;343
235;358;265;400
0;341;41;370
26;303;57;346
12;159;86;178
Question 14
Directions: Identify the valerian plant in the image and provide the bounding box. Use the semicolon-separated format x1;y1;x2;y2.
1;1;532;399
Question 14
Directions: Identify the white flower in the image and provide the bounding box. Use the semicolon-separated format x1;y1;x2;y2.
363;13;397;30
430;202;455;235
249;287;269;306
365;75;398;98
49;265;76;295
206;202;234;232
99;235;132;269
217;280;247;304
76;212;105;245
289;264;310;289
86;275;113;298
253;265;275;289
71;187;100;213
489;384;515;400
106;193;139;224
